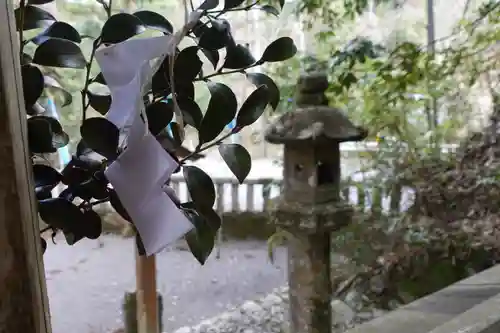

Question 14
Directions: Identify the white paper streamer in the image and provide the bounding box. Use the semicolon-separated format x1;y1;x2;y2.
95;11;203;256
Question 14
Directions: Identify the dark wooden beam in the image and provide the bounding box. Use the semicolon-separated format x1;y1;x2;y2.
0;1;52;332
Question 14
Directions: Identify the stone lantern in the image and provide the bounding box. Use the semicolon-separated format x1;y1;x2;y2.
265;71;367;333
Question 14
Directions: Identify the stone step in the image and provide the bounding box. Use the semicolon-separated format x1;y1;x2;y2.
344;264;500;333
427;292;500;333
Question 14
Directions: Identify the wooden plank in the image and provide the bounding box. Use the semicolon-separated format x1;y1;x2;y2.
135;246;159;333
0;1;52;333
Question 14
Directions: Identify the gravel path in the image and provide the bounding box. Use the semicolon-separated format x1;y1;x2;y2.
44;235;287;333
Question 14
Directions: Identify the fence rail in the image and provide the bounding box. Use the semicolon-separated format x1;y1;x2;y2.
169;176;415;214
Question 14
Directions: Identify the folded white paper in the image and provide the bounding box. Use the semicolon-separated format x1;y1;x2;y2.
96;19;205;255
104;129;193;256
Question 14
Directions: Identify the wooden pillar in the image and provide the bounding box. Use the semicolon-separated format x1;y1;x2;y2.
135;242;159;333
0;1;52;333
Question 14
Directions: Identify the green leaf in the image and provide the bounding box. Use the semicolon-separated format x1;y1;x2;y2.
145;101;174;135
82;209;102;240
182;202;222;232
199;0;219;10
33;164;62;192
21;64;44;107
38;198;85;232
41;238;47;254
32;22;81;44
218;143;251;184
32;115;69;149
33;38;87;69
246;72;280;110
43;76;73;107
260;37;297;63
109;190;132;223
201;48;219;69
183;165;216;208
198;20;233;51
178;97;203;129
198;82;237;144
223;44;255;69
236;85;270;127
278;0;285;8
224;0;245;10
27;116;67;153
87;92;111;115
80;117;119;160
175;46;202;83
28;0;54;4
256;5;280;16
184;210;215;265
134;10;173;34
15;5;55;31
101;13;145;44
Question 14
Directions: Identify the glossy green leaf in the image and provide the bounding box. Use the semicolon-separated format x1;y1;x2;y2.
109;190;133;223
235;85;270;127
223;44;255;69
134;10;173;34
41;238;47;254
38;198;85;232
198;82;237;144
259;37;297;63
246;72;280;110
198;20;233;51
174;46;203;83
183;165;216;208
80;117;119;160
33;164;62;192
15;5;55;31
146;101;174;135
30;115;69;149
27;116;56;153
82;209;102;240
101;13;146;44
33;38;87;69
199;0;219;10
28;0;54;4
184;210;215;265
178;97;203;129
32;21;81;45
87;92;111;115
21;64;44;107
182;202;222;232
218;143;251;184
224;0;245;10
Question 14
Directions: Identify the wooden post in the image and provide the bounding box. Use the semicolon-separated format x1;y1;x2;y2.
0;1;52;333
135;243;160;333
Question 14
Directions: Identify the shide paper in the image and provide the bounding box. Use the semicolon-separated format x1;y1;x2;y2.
95;13;202;256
